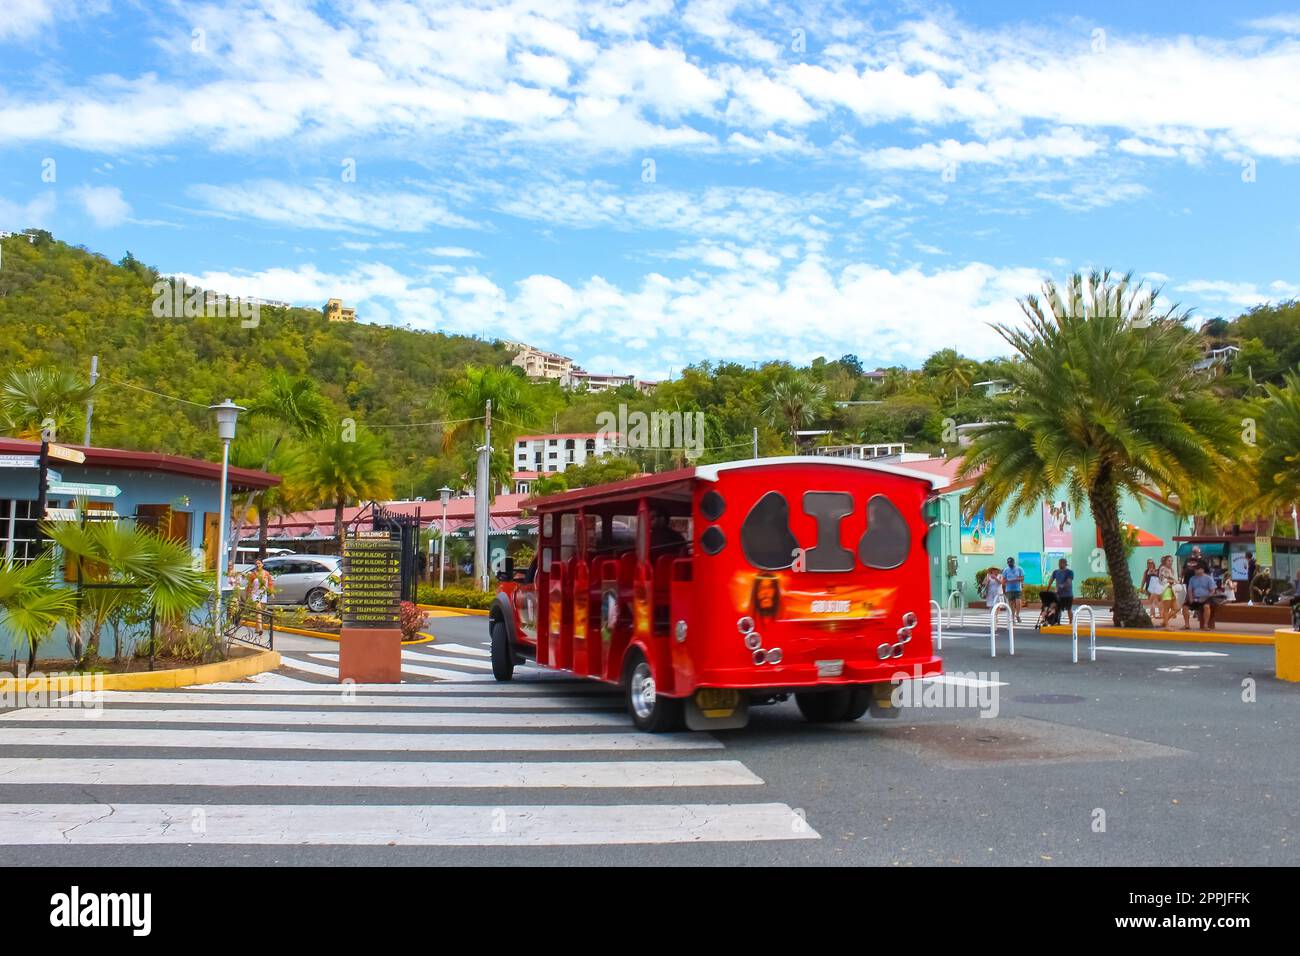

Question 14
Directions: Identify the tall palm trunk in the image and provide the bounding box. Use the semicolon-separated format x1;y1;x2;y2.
334;498;345;547
1090;475;1150;627
257;505;271;560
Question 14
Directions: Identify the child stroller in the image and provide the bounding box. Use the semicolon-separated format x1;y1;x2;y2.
1036;589;1060;628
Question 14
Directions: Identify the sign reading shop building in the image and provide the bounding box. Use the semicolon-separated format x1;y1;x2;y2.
340;530;402;628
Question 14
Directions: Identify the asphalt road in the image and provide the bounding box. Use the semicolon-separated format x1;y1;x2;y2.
0;613;1295;866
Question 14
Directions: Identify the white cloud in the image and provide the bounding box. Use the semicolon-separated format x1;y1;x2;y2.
73;185;130;227
0;191;57;230
189;180;478;233
1177;279;1300;307
428;246;482;258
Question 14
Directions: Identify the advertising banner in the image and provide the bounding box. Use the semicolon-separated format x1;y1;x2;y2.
960;508;995;555
1043;500;1073;551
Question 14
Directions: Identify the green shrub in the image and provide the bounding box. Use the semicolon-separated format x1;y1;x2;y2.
1081;576;1112;599
415;585;497;610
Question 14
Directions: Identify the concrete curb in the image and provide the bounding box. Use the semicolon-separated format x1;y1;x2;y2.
0;648;281;693
416;603;490;616
1039;624;1273;646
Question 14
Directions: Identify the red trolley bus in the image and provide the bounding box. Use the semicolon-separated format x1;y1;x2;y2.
489;456;946;731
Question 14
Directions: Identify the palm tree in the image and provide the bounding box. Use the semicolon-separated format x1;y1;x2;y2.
291;422;393;542
438;365;540;451
924;348;977;400
1253;367;1300;518
0;555;76;669
228;373;331;561
765;376;827;448
958;270;1241;627
42;516;210;667
1;367;100;442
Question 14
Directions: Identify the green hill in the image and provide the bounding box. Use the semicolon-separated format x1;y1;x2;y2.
0;231;510;495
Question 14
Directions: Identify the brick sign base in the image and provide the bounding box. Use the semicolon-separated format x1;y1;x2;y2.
339;627;402;683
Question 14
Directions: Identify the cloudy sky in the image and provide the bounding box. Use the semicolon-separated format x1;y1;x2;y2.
2;0;1299;380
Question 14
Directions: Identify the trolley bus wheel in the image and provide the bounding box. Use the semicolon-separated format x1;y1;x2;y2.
844;688;871;721
795;689;853;723
490;620;515;682
624;649;683;733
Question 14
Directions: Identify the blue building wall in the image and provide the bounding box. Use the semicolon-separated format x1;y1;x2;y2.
926;485;1188;606
0;461;231;663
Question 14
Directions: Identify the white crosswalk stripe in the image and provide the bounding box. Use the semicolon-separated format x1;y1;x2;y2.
0;802;815;847
0;677;816;849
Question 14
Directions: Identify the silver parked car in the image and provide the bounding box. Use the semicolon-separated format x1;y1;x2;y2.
261;555;342;613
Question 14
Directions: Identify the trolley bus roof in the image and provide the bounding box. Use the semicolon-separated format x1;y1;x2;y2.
523;456;949;512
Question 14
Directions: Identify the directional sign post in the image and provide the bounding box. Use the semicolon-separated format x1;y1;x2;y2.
48;481;120;498
46;444;87;464
0;455;39;468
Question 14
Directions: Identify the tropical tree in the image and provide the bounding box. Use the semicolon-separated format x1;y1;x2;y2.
1253;367;1300;518
228;373;331;561
923;348;979;401
291;422;394;542
0;555;77;669
764;375;827;447
958;270;1242;627
42;517;211;667
1;367;100;442
437;365;541;451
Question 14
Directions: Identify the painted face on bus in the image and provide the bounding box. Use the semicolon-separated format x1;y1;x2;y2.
751;573;780;620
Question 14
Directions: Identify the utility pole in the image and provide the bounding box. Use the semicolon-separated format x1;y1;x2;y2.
752;427;758;459
83;355;98;447
474;399;492;590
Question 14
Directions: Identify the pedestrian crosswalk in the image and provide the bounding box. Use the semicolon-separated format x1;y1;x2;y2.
0;669;819;850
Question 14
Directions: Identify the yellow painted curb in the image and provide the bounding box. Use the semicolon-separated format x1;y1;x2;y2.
1276;629;1300;682
1039;625;1273;646
416;603;490;616
250;621;435;645
0;649;280;693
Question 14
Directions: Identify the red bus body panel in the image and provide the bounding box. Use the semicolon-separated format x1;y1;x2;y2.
498;458;942;697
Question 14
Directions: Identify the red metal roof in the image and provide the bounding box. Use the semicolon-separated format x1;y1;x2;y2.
0;437;279;492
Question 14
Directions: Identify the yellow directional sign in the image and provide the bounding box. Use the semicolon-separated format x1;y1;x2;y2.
46;443;87;464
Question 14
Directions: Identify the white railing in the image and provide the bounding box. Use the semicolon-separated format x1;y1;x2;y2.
946;589;965;626
989;600;1015;657
1072;604;1097;663
929;599;943;650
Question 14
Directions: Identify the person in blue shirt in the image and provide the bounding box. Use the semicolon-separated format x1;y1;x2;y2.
1047;558;1075;625
1003;556;1025;623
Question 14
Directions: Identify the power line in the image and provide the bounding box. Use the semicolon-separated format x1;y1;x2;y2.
105;377;209;408
368;416;483;430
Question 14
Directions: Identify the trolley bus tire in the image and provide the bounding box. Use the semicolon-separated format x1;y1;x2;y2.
623;649;683;733
490;620;515;682
844;688;871;721
795;689;853;723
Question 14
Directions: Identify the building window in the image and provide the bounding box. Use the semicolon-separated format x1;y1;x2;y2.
548;439;557;447
0;499;42;563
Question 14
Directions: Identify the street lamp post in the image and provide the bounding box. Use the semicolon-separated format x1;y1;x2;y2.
209;399;245;641
438;486;452;590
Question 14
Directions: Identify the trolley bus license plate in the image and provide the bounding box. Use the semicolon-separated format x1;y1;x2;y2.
695;688;740;717
816;660;844;677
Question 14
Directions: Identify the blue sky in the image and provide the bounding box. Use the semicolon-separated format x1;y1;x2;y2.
2;0;1299;381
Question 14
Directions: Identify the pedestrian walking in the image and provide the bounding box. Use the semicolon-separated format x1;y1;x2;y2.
1047;557;1075;625
1003;556;1025;623
1181;546;1204;627
1156;555;1179;628
983;566;1004;610
1185;564;1216;630
246;559;274;636
1141;558;1161;619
